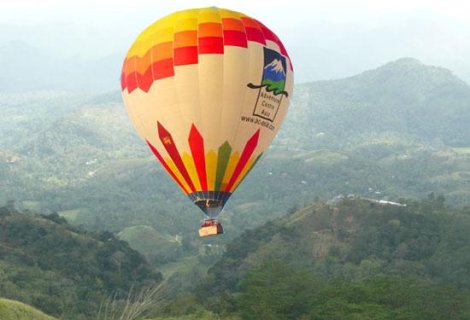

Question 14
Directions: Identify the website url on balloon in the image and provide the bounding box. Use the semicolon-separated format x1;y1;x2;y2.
241;116;275;131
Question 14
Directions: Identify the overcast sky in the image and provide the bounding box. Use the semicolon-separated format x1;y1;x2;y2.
1;0;470;84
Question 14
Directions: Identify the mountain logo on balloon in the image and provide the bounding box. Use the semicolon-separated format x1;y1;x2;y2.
248;47;289;122
260;59;288;95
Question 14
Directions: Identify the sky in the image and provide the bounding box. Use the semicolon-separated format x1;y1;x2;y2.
1;0;470;85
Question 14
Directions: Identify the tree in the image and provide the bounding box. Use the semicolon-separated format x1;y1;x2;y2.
236;261;318;320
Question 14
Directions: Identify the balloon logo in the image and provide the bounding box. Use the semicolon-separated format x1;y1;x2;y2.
121;7;293;236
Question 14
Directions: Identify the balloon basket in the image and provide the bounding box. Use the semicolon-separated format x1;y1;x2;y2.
198;219;224;237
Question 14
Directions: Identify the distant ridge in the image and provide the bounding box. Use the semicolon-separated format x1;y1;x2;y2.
1;57;469;246
284;57;470;148
0;41;121;92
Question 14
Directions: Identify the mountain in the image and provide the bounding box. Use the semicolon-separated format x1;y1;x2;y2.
206;197;470;291
278;57;470;149
183;198;470;319
0;41;121;92
1;58;470;319
0;204;162;319
1;58;469;246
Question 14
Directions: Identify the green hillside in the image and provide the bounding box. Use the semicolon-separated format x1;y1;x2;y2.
1;58;469;319
279;57;470;149
118;225;182;265
0;58;469;250
162;198;470;319
0;204;161;319
206;197;470;289
0;299;56;320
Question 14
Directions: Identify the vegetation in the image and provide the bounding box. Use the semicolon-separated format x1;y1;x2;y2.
0;298;57;320
117;225;182;265
2;197;469;319
155;198;470;319
0;205;161;319
237;269;470;320
97;284;166;320
150;311;239;320
1;59;469;249
1;59;470;319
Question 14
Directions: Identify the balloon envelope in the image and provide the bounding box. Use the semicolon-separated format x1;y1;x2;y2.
121;7;293;220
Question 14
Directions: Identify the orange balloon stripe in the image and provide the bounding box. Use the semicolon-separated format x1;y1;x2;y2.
126;59;174;93
121;10;292;93
152;42;173;61
222;18;245;31
135;50;152;74
199;22;223;37
123;56;139;75
174;31;198;47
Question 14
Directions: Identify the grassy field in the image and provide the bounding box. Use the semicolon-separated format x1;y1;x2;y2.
0;299;56;320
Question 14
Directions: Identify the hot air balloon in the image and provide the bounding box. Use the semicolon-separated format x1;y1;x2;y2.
121;7;293;237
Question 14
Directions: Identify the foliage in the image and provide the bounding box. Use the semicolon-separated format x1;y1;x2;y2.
117;225;182;265
149;310;239;320
1;59;470;319
1;59;470;246
195;198;470;318
0;205;162;319
236;262;318;320
237;269;470;320
313;276;470;320
0;298;57;320
97;284;166;320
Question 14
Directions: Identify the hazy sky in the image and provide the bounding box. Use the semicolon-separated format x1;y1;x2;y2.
1;0;470;84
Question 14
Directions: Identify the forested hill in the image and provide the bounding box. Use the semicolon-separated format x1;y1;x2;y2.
0;204;162;319
279;57;470;149
184;198;470;319
1;58;469;244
